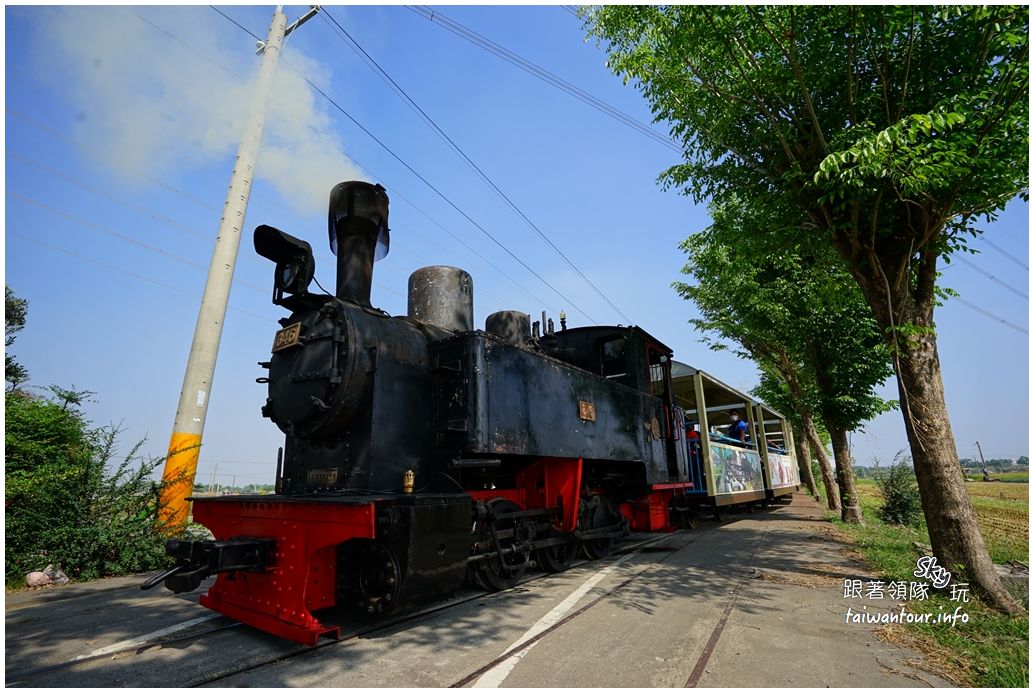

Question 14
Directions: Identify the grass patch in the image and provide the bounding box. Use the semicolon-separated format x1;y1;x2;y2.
833;481;1028;687
966;471;1029;483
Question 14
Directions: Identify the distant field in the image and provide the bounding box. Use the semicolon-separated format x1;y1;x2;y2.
993;471;1029;483
856;478;1028;564
962;470;1028;483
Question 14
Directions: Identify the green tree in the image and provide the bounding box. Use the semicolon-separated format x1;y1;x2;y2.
6;285;29;389
675;207;893;522
587;4;1026;613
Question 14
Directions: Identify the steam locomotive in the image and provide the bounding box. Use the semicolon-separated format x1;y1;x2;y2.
146;181;799;645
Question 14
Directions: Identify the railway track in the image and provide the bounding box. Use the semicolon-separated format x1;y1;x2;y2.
6;528;708;688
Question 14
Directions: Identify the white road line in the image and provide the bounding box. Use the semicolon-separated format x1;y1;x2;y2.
472;551;638;688
74;613;223;660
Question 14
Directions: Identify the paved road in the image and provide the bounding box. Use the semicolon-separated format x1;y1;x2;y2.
4;496;953;687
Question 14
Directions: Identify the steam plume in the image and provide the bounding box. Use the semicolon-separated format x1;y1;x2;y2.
24;5;365;218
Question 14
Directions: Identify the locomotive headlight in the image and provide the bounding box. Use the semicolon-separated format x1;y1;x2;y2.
275;260;310;294
254;225;315;297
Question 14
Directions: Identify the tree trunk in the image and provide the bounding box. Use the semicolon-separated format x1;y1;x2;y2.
792;424;820;500
826;424;863;524
803;415;839;511
838;241;1023;614
893;330;1022;613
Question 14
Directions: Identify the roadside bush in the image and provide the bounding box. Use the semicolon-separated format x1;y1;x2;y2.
5;388;171;585
873;454;923;527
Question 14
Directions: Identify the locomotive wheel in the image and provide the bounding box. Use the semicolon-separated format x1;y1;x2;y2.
473;499;531;591
580;496;620;560
536;533;578;573
337;540;402;615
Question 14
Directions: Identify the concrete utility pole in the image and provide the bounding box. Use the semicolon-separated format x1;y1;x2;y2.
975;440;987;467
159;5;320;531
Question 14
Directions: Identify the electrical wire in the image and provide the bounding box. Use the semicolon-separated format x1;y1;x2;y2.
406;5;678;153
950;295;1028;335
954;256;1028;299
319;8;605;323
202;5;564;314
318;127;562;312
122;6;244;81
6;190;269;294
324;6;638;324
6;189;404;301
8;231;272;323
208;5;261;42
977;235;1029;271
112;6;1032;345
7;109;223;214
276;57;577;318
8;151;213;241
17;5;498;312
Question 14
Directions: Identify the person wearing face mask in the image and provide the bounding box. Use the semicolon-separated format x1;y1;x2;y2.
726;409;748;445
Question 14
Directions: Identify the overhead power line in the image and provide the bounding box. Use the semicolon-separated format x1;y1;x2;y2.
321;7;631;324
203;6;568;316
321;127;562;312
7;181;402;301
123;6;244;81
296;62;575;316
80;6;539;312
205;6;567;313
950;295;1028;335
953;256;1028;299
7;189;269;295
8;150;213;240
977;235;1029;271
209;5;262;42
406;5;679;153
277;63;563;315
7;109;222;213
9;231;272;323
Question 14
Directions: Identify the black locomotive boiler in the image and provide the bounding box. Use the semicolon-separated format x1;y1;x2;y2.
148;181;794;645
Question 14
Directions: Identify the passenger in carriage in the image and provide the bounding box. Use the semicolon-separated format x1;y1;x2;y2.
725;409;749;446
685;421;701;465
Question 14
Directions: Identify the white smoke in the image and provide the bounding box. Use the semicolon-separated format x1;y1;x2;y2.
24;5;364;219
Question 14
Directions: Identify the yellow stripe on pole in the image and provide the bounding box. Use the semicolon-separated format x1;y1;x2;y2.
159;431;203;532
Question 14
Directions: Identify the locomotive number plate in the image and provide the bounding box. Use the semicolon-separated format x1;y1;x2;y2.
578;400;596;422
272;323;302;352
307;468;338;484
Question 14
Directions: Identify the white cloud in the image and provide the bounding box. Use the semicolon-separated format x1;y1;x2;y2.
27;5;364;219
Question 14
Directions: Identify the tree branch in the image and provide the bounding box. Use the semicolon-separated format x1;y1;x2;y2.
746;5;830;155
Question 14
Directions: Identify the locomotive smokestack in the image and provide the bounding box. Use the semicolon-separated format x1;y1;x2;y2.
328;181;390;306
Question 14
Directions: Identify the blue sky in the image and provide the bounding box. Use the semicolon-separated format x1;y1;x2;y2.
5;5;1028;490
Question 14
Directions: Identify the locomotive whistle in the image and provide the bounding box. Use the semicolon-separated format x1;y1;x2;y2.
403;469;415;493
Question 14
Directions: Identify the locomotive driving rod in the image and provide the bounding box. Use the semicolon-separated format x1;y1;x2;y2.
466;523;628;563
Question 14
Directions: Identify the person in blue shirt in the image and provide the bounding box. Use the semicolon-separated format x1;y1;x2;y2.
726;410;748;444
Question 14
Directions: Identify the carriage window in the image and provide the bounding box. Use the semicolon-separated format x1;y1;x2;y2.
647;346;667;396
601;337;627;380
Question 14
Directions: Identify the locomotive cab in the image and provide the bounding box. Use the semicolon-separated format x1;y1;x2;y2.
539;325;689;484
